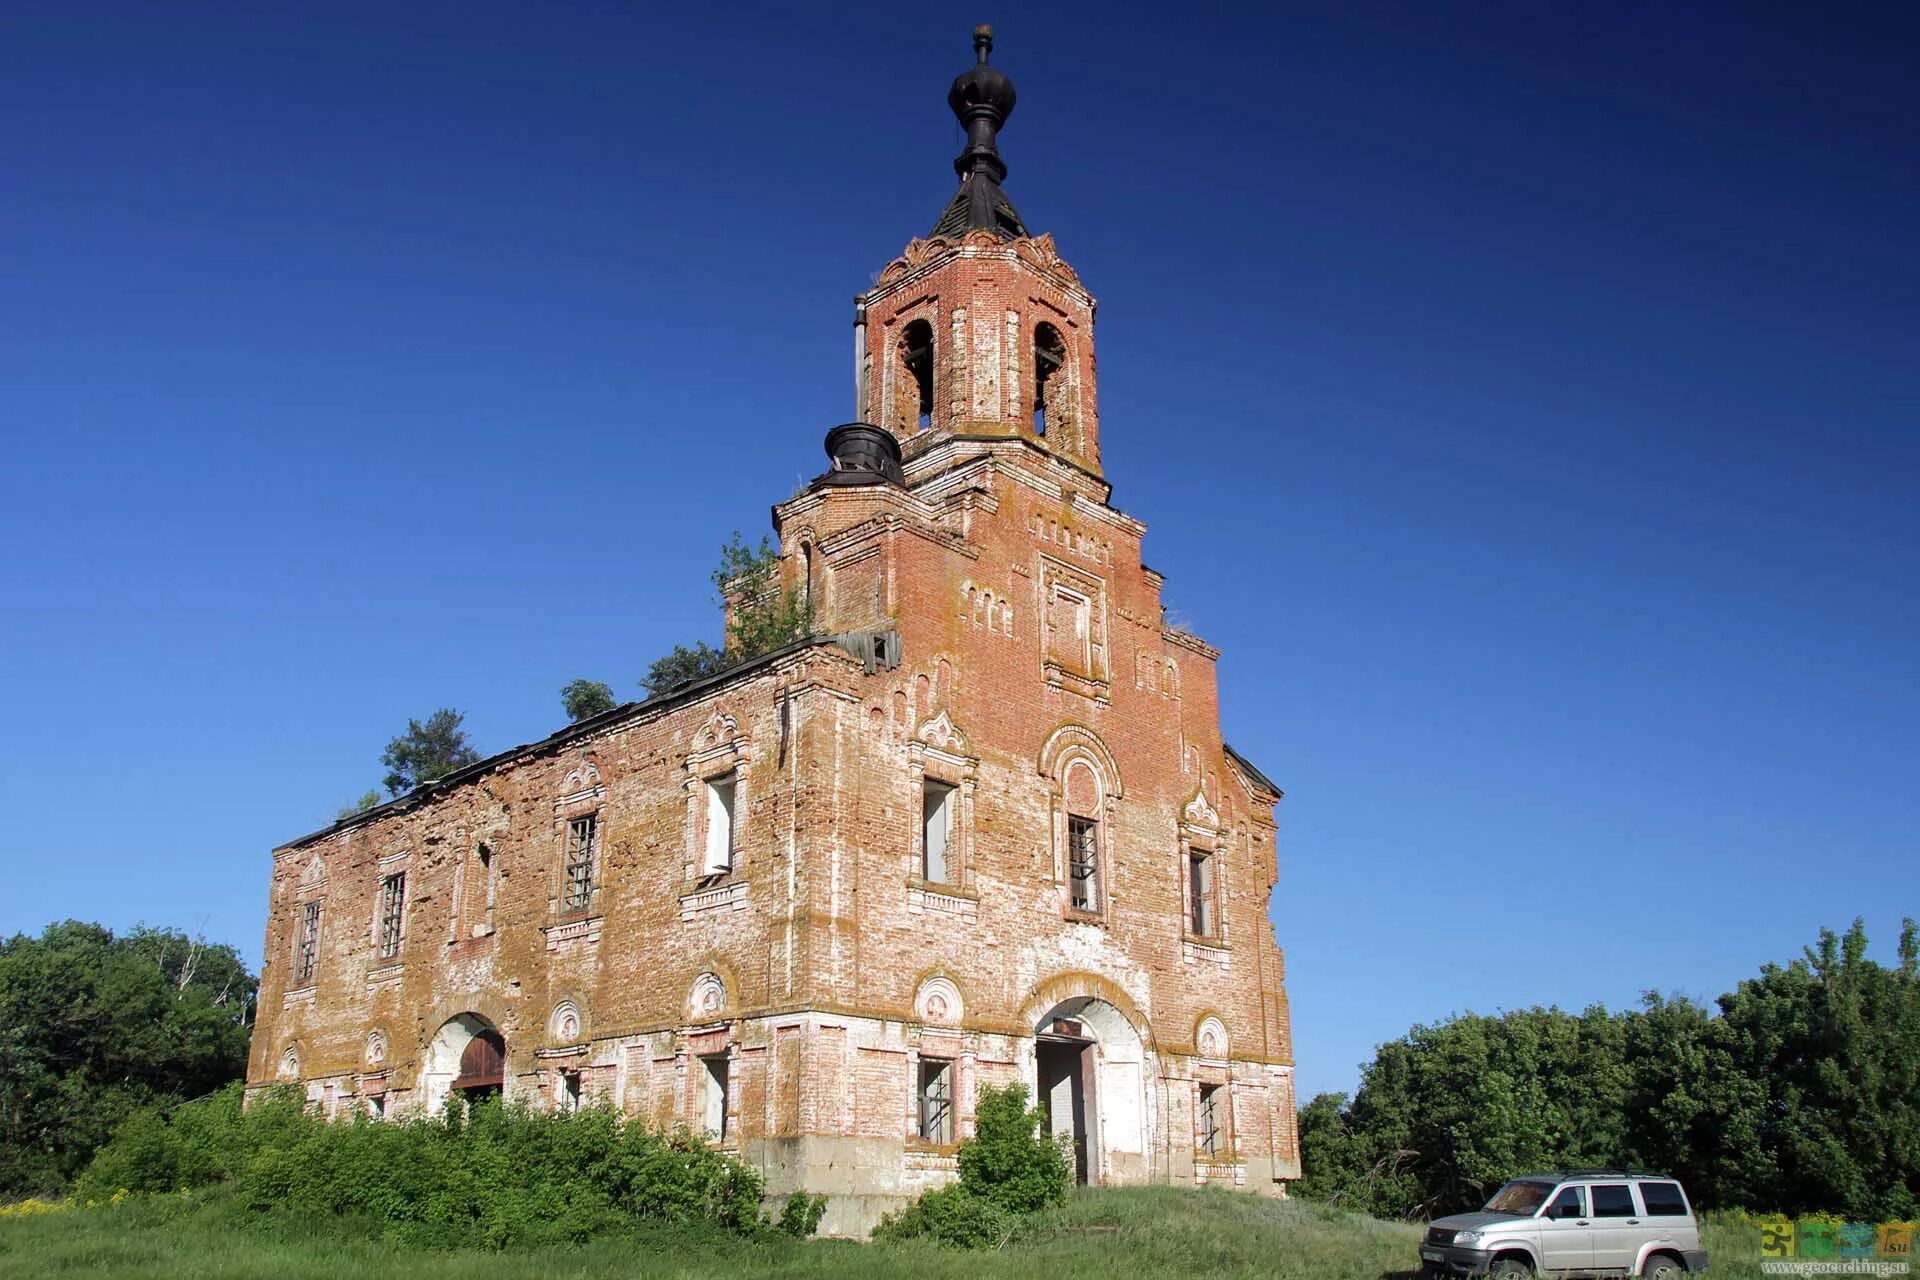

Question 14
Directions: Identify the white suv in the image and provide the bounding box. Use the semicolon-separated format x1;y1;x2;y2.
1418;1170;1708;1277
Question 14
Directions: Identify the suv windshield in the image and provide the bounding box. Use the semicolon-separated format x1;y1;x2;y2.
1483;1180;1557;1216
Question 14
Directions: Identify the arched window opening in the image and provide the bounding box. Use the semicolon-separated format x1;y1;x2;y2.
899;319;935;432
1033;323;1066;437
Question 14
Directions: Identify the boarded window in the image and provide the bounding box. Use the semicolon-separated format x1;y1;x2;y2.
295;901;321;983
376;872;405;958
1068;815;1100;911
1188;851;1214;937
922;781;954;883
563;815;597;911
700;1054;730;1140
1198;1083;1225;1157
918;1058;954;1143
703;775;737;875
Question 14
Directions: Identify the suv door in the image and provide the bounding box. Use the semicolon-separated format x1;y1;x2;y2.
1587;1182;1645;1272
1536;1184;1594;1272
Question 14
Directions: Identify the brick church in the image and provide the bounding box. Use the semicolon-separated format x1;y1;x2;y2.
247;28;1300;1234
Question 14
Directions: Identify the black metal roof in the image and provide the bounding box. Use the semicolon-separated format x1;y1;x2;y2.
1224;743;1284;799
930;25;1029;241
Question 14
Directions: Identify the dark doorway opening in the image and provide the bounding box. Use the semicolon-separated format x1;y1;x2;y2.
1037;1035;1095;1184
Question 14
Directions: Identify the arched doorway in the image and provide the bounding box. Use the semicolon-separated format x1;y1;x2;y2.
423;1013;507;1113
1032;997;1148;1186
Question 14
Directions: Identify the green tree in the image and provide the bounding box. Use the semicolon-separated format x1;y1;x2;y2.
1715;918;1920;1218
560;679;618;722
641;641;728;697
0;921;256;1195
380;708;481;796
334;789;381;820
713;531;812;660
1297;919;1920;1220
640;534;814;697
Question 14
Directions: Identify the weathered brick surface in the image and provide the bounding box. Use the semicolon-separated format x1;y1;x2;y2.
248;228;1298;1235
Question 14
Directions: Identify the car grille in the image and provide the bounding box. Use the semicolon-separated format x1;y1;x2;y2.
1427;1227;1457;1246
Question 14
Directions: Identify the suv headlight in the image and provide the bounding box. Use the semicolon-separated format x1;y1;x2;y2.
1452;1229;1484;1246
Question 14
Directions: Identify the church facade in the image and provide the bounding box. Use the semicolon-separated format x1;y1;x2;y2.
247;29;1300;1234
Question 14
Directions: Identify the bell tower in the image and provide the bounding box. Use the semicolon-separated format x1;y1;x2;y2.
854;27;1102;476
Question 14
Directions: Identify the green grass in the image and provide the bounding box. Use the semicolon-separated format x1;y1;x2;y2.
0;1185;1779;1279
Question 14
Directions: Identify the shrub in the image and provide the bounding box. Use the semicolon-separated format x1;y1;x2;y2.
775;1190;828;1237
874;1182;1016;1248
957;1084;1072;1215
877;1083;1070;1247
73;1088;776;1249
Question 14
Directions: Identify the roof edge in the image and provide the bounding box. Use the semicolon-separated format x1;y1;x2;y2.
1224;742;1284;801
281;636;844;853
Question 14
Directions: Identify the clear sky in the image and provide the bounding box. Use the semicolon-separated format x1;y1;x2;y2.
2;2;1915;1103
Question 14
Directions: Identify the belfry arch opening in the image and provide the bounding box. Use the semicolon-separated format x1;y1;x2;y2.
1032;322;1066;437
898;318;935;432
423;1013;506;1113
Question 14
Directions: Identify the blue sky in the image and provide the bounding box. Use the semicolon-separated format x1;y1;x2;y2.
2;1;1914;1102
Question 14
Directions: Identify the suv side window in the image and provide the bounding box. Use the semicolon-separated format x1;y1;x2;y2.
1546;1186;1588;1219
1639;1182;1689;1217
1591;1184;1636;1218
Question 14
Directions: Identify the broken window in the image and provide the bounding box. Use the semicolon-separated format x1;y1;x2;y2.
700;1053;730;1140
376;872;405;958
365;1093;386;1121
470;842;495;935
917;1058;955;1143
1033;322;1066;436
559;1069;582;1114
294;901;321;984
922;780;955;883
563;815;597;912
703;774;736;876
1068;815;1100;912
1198;1083;1226;1157
899;318;935;432
1188;850;1215;938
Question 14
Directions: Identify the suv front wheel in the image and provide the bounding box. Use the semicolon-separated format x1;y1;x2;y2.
1488;1259;1533;1278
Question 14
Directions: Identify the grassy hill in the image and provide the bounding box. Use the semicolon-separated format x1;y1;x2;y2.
0;1185;1771;1279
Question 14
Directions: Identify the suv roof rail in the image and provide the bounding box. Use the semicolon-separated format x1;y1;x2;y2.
1550;1168;1675;1179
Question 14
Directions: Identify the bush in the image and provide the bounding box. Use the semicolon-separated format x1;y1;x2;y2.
957;1084;1071;1215
875;1183;1016;1248
877;1084;1070;1247
775;1190;828;1237
73;1087;778;1249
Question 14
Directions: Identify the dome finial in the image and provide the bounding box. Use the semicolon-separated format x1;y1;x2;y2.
973;24;994;64
933;24;1027;239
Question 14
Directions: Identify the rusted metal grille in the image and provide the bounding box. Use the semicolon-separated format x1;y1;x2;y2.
377;872;404;957
918;1059;954;1143
295;901;320;983
1199;1083;1225;1157
1068;815;1099;910
563;815;596;911
1188;851;1214;937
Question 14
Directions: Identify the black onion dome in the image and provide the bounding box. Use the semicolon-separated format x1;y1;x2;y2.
929;25;1030;241
948;26;1016;119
